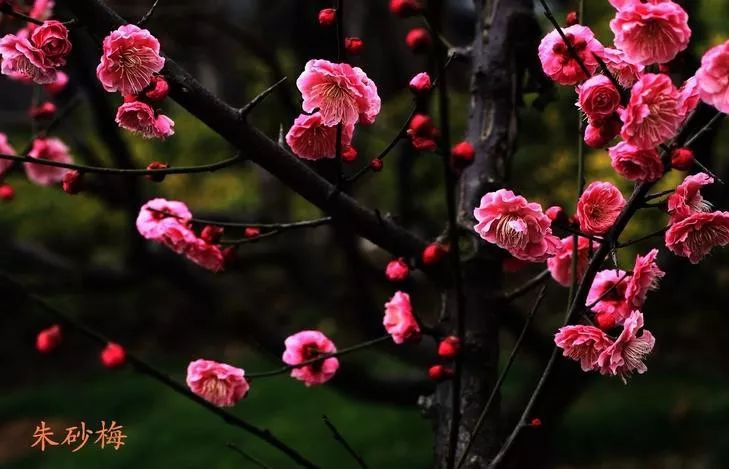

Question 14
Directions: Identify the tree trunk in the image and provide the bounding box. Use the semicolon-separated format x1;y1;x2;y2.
433;1;537;467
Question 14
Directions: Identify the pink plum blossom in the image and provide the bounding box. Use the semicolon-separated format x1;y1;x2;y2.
0;133;16;178
601;47;643;88
555;325;614;371
186;359;249;407
184;238;225;273
0;34;56;84
596;310;655;383
625;249;664;309
610;0;691;66
577;75;621;122
473;189;561;262
547;236;597;287
97;25;165;96
620;73;685;149
665;211;729;264
282;330;339;386
576;181;626;235
24;137;72;185
695;40;729;114
538;25;604;86
30;21;71;68
383;291;421;344
136;198;193;239
115;101;175;139
296;59;381;127
608;141;664;182
285;112;354;160
586;269;631;328
667;172;714;223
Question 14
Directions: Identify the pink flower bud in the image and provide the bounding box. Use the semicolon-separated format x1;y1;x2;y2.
318;8;336;27
565;11;578;26
389;0;422;18
201;225;224;244
144;75;170;103
100;342;126;369
671;147;694;171
146;161;169;182
409;72;431;93
36;325;62;353
29;101;57;119
244;226;261;238
62;170;83;195
341;145;358;162
0;183;14;201
437;336;461;359
370;159;383;172
428;364;453;381
450;141;475;169
385;258;409;281
344;37;364;55
405;28;431;53
422;243;446;265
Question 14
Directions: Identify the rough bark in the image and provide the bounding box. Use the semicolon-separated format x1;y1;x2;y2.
433;1;536;467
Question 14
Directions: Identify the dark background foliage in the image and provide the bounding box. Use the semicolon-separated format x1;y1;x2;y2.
1;0;728;467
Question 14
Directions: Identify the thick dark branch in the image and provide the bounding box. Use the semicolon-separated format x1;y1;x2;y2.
63;0;444;283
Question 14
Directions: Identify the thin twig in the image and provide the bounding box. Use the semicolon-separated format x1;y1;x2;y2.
0;3;45;25
239;77;289;119
584;271;630;310
226;443;273;469
322;415;369;468
456;284;548;469
617;227;668;248
188;215;333;230
0;152;244;176
137;0;161;25
0;273;320;469
499;269;550;302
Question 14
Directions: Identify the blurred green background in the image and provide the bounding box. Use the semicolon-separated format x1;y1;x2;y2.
2;0;729;468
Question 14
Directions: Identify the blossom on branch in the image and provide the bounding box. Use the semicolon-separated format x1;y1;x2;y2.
296;59;381;127
383;291;420;344
667;172;714;223
665;211;729;264
601;47;643;88
555;325;613;372
608;141;664;183
626;249;664;309
97;25;165;96
596;311;655;383
586;269;631;329
577;75;621;122
115;100;175;139
285;112;354;160
473;189;560;262
696;39;729;114
282;330;339;386
547;236;597;287
186;359;249;407
25;137;73;186
576;181;626;235
538;25;604;86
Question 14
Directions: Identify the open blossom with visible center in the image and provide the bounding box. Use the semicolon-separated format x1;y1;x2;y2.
555;325;614;371
285;112;354;160
0;133;16;177
538;25;604;86
296;59;381;127
695;40;729;114
115;101;175;139
0;34;56;84
608;141;664;182
473;189;560;262
576;181;626;235
601;47;643;88
97;25;165;96
282;330;339;386
665;211;729;264
620;73;684;150
577;75;621;122
626;249;664;309
186;359;249;407
667;172;714;223
610;0;690;66
586;269;631;328
136;198;192;239
547;236;597;287
25;137;72;186
383;291;421;344
596;310;655;383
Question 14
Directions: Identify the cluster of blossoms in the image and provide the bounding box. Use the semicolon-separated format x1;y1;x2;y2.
136;199;228;272
96;25;174;139
473;0;729;382
0;18;71;84
286;59;380;160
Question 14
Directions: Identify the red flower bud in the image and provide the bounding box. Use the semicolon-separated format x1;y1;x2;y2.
529;418;542;427
583;116;621;149
29;101;57;119
244;226;261;238
201;225;224;244
428;364;454;381
595;311;617;331
450;141;475;170
671;147;694;171
144;76;170;103
0;183;14;201
100;342;126;369
385;258;409;282
341;145;358;162
318;8;337;27
409;72;432;94
437;336;461;359
62;170;83;195
145;161;169;182
405;28;432;53
370;159;383;172
389;0;422;17
565;11;579;26
422;243;445;265
344;37;364;56
36;325;62;353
